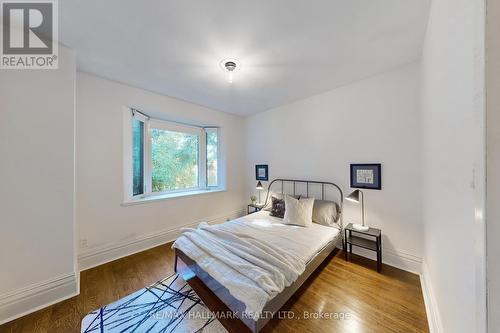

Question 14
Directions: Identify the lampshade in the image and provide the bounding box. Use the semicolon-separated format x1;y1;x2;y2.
346;190;360;203
256;181;263;190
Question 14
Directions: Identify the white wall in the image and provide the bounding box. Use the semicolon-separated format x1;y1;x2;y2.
0;46;77;323
244;63;423;272
76;73;247;269
420;0;486;332
486;0;500;331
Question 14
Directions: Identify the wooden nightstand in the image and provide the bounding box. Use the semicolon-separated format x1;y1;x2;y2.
344;223;382;272
247;204;263;214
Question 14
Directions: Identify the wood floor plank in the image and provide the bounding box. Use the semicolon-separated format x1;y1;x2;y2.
0;244;428;333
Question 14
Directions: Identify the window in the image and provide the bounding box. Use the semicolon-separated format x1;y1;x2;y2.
206;128;218;187
129;110;220;200
132;118;144;196
151;128;199;192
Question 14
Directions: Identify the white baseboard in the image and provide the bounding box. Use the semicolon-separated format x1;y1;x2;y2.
420;262;443;333
0;272;78;325
349;246;423;274
78;209;245;271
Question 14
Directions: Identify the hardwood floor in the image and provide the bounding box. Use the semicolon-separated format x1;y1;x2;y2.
262;252;429;333
0;244;428;333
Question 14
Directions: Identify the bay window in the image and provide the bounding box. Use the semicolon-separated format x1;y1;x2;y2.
127;109;221;201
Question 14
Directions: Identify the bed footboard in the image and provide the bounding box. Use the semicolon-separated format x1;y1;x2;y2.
174;237;339;333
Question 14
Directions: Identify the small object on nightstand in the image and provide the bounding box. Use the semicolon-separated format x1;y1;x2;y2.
344;223;382;272
247;203;263;214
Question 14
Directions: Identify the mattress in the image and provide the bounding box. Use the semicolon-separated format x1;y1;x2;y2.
212;210;341;264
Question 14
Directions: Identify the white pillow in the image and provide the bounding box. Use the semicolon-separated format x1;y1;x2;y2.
283;196;315;227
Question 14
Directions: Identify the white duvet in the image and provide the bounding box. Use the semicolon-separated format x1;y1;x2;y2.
173;211;340;319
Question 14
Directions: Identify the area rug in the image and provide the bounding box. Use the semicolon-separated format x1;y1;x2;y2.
81;273;227;333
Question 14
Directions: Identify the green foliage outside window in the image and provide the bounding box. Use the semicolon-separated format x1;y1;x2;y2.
206;129;218;187
151;129;199;192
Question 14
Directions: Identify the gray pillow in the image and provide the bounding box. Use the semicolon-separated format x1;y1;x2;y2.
312;200;340;228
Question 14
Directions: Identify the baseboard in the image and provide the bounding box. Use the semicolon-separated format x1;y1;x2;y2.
0;272;78;325
348;246;423;274
78;208;245;271
420;261;443;333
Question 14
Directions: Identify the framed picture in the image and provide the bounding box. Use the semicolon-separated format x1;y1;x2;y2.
350;164;382;190
255;164;269;181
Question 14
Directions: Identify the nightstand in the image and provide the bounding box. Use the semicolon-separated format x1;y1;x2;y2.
247;204;263;214
344;223;382;272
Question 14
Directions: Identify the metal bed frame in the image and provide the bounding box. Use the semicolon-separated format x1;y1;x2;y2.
174;179;344;333
262;178;343;216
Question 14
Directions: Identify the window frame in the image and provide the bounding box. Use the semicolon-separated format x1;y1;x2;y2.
126;109;221;202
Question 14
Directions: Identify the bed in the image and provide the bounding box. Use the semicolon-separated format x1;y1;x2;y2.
173;179;344;333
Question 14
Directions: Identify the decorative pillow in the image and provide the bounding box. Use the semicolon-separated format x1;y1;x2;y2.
264;193;300;211
283;196;315;227
312;200;340;228
270;196;286;218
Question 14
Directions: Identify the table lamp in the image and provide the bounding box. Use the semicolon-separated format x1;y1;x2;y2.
256;181;264;206
346;189;370;231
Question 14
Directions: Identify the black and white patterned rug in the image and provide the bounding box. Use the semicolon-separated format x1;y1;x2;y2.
81;273;227;333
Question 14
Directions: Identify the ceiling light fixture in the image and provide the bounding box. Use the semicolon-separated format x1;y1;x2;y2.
220;58;239;83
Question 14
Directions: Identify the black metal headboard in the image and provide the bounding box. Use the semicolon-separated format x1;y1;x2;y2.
262;179;344;227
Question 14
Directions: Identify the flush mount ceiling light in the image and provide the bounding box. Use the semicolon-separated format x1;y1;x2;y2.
219;58;240;83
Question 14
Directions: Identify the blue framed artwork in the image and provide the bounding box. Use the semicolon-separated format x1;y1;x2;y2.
350;164;381;190
255;165;269;181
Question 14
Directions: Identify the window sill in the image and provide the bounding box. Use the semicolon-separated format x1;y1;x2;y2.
121;188;226;206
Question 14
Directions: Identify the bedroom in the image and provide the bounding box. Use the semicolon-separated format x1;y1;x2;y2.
0;0;498;332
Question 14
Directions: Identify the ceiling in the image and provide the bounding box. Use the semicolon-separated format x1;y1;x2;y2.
59;0;430;116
